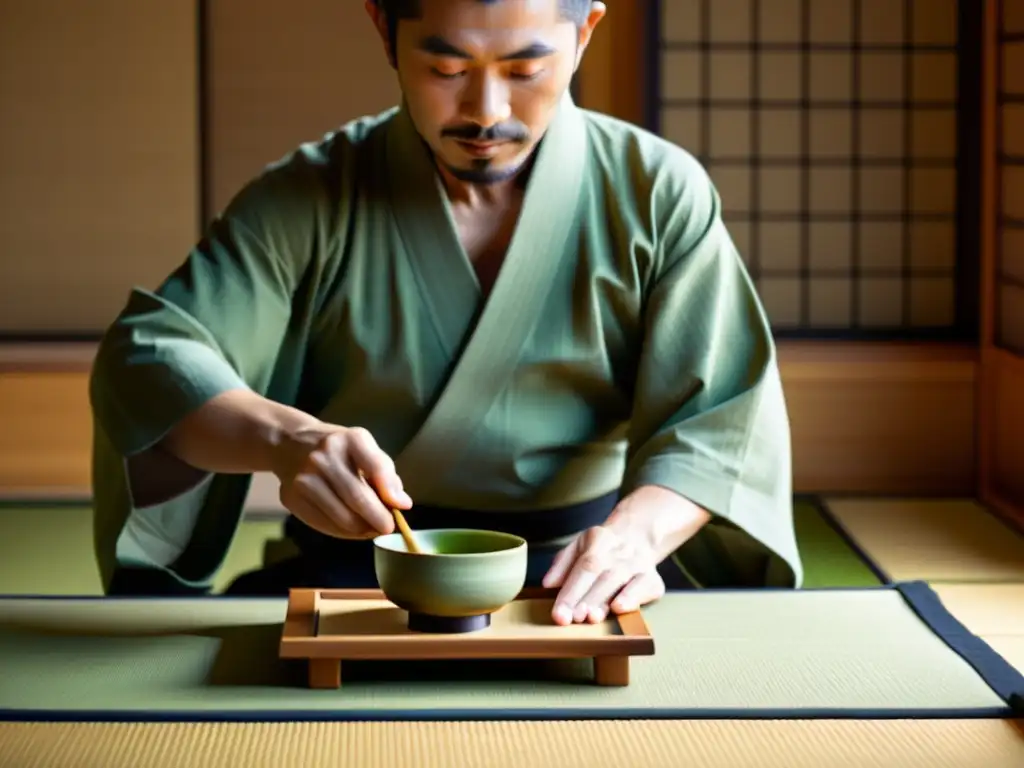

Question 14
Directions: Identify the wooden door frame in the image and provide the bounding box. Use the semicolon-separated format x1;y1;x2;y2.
978;0;1024;527
576;0;647;124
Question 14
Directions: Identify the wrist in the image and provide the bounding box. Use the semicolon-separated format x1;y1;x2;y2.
247;396;327;475
606;484;712;560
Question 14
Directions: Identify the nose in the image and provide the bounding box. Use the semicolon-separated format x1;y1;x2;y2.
459;70;512;128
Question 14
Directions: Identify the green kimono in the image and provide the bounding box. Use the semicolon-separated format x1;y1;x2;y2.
89;94;803;593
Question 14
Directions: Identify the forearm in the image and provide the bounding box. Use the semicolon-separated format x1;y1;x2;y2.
160;388;323;475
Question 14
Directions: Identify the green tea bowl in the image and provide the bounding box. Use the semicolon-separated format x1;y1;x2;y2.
373;529;528;633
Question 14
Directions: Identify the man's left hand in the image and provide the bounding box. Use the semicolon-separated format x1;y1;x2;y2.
541;485;712;625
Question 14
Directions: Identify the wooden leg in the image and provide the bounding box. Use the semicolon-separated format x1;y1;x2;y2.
593;655;629;686
308;658;341;689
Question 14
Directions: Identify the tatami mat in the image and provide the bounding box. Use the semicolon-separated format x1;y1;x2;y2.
931;584;1024;672
821;498;1024;583
0;587;1017;718
0;506;283;594
1;719;1022;768
931;585;1024;635
0;500;877;594
794;498;880;587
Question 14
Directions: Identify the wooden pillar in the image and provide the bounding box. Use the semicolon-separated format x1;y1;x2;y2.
978;0;1024;527
577;1;647;125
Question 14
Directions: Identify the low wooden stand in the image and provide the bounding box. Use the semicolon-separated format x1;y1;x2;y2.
279;587;655;689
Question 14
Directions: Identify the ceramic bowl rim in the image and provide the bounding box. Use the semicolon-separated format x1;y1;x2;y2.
373;528;528;557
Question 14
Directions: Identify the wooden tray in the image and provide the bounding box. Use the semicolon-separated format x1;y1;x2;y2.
279;587;655;689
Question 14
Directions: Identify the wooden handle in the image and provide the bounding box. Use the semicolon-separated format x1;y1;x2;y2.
392;508;422;554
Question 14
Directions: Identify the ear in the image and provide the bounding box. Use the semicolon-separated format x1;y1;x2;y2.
573;2;607;70
364;0;397;68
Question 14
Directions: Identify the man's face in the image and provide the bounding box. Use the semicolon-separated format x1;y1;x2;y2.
380;0;598;183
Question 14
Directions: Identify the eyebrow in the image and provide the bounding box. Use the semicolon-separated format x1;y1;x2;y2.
417;36;556;61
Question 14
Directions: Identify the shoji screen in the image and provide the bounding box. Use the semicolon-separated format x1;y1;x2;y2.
0;1;200;336
654;0;963;336
999;0;1024;353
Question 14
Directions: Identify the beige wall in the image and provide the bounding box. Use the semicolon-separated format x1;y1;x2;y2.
205;0;399;217
0;1;200;334
0;1;401;336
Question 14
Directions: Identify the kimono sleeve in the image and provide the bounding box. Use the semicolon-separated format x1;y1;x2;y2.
89;158;322;507
620;158;803;588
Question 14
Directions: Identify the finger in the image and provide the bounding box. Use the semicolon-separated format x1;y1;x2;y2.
346;428;412;509
552;561;601;626
336;470;396;535
541;538;580;588
282;489;348;539
295;473;375;538
578;567;634;623
610;570;666;614
551;532;616;625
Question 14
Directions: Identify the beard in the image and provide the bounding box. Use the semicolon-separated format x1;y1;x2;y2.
440;155;527;184
437;118;533;184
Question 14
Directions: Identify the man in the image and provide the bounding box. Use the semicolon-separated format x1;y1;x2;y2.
89;0;802;625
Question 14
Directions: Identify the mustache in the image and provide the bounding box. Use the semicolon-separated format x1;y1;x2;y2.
442;122;529;142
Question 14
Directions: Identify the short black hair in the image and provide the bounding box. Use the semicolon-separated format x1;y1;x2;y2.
374;0;593;56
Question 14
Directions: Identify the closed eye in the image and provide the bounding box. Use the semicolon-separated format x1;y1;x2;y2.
431;67;466;79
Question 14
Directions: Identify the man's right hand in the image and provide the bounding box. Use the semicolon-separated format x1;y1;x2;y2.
159;389;409;540
271;424;411;540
